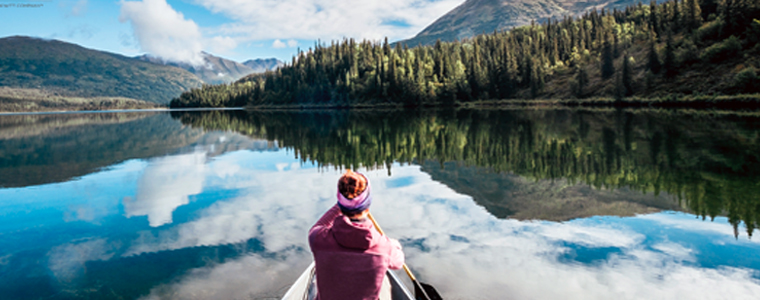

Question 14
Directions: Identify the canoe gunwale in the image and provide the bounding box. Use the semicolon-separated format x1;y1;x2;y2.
281;263;415;300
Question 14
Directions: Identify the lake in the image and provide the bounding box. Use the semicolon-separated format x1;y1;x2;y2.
1;108;759;300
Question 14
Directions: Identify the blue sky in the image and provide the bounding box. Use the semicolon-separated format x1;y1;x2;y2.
0;0;464;63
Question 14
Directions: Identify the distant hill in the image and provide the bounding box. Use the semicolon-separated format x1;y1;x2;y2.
137;52;268;85
399;0;665;46
242;58;284;73
0;36;203;104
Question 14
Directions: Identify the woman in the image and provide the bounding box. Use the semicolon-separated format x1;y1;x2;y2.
309;170;405;300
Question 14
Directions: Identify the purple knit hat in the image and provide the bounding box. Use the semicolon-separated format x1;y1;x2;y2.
336;173;372;214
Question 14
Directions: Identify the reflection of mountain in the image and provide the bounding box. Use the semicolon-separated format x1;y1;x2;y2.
420;160;682;221
0;113;204;188
172;109;760;236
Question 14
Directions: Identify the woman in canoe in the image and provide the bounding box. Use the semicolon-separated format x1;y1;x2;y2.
308;170;405;300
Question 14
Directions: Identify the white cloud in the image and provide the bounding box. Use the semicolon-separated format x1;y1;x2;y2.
48;239;115;281
192;0;465;42
119;0;205;66
123;152;207;227
120;159;760;300
138;249;312;300
207;35;238;55
287;39;298;47
272;39;287;49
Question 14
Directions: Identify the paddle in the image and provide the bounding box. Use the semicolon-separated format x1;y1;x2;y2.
367;213;443;300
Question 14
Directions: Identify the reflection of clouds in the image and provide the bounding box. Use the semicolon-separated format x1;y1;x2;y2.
124;158;334;255
123;152;207;227
124;157;760;299
47;239;115;281
138;249;312;300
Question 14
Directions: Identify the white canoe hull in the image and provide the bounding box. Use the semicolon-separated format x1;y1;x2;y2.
282;262;415;300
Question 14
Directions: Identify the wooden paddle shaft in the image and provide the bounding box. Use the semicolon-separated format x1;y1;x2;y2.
367;213;417;282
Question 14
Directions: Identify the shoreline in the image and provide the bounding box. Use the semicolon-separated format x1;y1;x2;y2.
4;94;760;115
0;107;244;116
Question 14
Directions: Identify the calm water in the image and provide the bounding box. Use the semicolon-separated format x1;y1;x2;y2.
1;109;759;300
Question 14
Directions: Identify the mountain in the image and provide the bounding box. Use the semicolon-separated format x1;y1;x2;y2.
0;36;203;104
400;0;664;46
137;52;262;85
242;58;283;73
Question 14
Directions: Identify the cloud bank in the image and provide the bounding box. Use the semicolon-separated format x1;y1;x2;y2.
119;0;206;65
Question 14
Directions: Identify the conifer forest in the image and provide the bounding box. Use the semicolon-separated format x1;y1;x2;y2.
170;0;760;108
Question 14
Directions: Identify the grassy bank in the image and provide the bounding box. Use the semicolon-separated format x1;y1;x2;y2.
0;87;164;113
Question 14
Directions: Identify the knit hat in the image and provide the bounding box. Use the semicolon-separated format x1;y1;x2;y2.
336;170;372;214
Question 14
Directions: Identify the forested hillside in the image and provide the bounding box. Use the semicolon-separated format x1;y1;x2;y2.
0;36;203;104
171;0;760;108
399;0;668;47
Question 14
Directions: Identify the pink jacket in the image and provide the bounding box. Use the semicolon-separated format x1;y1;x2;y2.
308;205;405;300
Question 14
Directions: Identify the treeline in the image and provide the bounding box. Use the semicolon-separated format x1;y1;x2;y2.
171;0;760;108
171;109;760;237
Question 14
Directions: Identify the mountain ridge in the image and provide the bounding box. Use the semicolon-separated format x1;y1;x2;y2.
0;36;203;104
136;53;282;85
399;0;666;46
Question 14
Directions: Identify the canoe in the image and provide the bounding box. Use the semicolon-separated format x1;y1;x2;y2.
281;262;415;300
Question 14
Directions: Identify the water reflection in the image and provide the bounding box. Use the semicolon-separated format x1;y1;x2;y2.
124;152;207;227
173;109;760;237
0;112;203;188
1;110;760;299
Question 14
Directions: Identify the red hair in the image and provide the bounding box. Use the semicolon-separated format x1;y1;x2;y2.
338;169;367;199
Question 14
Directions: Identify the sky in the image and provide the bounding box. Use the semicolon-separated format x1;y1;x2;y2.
0;0;465;64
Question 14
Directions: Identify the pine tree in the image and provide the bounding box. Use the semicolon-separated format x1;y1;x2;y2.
650;0;661;38
664;30;677;78
647;36;662;74
685;0;703;31
622;55;634;96
574;66;589;98
601;35;615;79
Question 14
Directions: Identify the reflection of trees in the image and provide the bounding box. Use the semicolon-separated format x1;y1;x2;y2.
0;113;203;188
172;109;760;237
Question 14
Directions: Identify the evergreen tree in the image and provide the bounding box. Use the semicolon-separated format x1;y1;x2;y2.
664;30;678;78
647;36;662;74
574;66;589;98
622;55;634;96
601;35;615;79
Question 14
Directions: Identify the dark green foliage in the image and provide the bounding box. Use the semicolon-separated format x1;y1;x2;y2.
573;66;589;98
648;38;663;74
171;0;760;108
663;30;678;77
700;35;742;62
601;37;616;79
734;67;759;92
0;36;203;104
676;38;700;65
622;55;634;96
693;19;724;42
